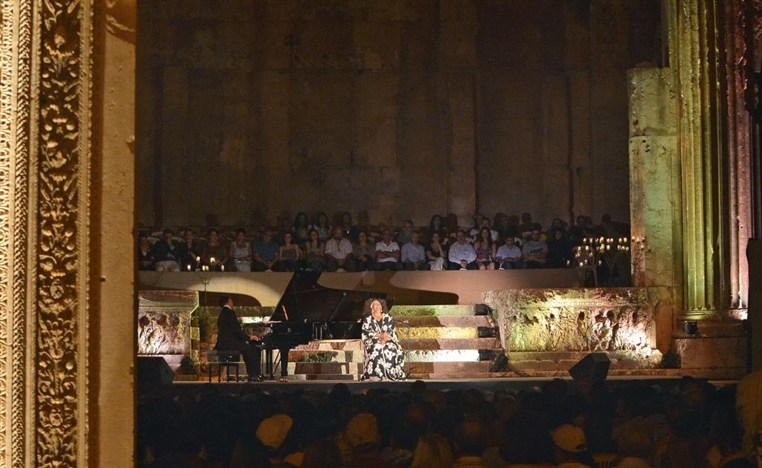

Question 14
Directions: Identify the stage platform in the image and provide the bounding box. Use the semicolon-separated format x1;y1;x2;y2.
150;375;732;397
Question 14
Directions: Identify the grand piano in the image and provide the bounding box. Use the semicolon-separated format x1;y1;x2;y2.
256;271;391;380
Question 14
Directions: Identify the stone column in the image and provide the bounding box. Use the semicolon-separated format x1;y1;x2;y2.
628;67;680;351
665;0;726;319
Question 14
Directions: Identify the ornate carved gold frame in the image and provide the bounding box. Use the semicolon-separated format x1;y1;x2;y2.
2;0;94;465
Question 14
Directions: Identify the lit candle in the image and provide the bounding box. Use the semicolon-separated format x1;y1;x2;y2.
220;265;225;272
210;257;216;264
187;264;191;271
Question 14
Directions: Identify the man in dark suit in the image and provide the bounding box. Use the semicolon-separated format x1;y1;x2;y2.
215;294;263;382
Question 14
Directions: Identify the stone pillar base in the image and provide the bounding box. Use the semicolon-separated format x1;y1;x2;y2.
672;316;747;379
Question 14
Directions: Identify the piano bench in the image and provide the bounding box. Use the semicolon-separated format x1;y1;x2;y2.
207;351;241;383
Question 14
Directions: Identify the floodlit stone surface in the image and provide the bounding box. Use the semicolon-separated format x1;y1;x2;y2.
484;288;660;362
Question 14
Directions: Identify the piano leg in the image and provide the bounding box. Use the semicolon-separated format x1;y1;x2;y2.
265;347;275;380
278;346;290;380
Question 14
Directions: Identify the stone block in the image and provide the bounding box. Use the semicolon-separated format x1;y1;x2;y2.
628;68;676;136
674;337;747;370
353;21;401;69
484;288;659;358
355;72;399;167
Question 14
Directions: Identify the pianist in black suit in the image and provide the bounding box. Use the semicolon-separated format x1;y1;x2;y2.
215;295;263;382
361;299;405;381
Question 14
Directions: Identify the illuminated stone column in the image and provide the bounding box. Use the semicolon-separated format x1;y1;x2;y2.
628;68;680;351
665;0;727;319
628;68;680;290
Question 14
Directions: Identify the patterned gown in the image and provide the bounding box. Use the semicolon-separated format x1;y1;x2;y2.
361;313;405;381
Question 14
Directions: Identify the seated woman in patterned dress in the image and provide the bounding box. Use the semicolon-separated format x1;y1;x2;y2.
361;299;405;381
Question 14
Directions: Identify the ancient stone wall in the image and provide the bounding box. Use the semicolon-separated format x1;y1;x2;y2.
136;0;661;228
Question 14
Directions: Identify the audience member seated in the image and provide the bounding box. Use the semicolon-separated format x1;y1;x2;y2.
471;216;498;242
201;228;229;271
569;215;592;245
551;423;595;467
137;232;155;271
452;417;488;468
255;414;297;467
426;232;447;271
448;230;478;270
427;214;449;247
468;213;484;241
473;226;496;270
177;228;200;271
411;434;454;468
137;371;742;468
523;228;549;269
353;231;376;272
303;229;325;272
548;228;573;268
151;229;181;272
355;210;372;238
496;236;524;270
401;232;430;271
324;226;354;272
229;228;253;272
344;413;391;467
312;211;332;242
375;228;403;271
339;211;360;243
550;217;567;232
276;232;301;272
445;213;460;242
397;219;414;246
518;212;535;237
492;212;508;240
253;230;280;272
292;211;310;245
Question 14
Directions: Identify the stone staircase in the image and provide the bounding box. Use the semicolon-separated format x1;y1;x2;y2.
283;304;507;380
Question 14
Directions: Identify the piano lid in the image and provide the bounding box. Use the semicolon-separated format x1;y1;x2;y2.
269;271;391;323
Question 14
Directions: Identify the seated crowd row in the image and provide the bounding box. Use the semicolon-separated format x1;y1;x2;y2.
137;211;628;273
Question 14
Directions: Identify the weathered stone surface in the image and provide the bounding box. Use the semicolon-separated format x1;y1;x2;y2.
674;337;746;372
484;288;659;361
137;290;198;355
138;0;660;227
628;67;678;295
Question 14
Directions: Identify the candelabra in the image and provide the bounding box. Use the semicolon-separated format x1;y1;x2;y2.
572;236;647;286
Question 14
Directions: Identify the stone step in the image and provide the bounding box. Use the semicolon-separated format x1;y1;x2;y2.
292;362;352;375
399;337;501;350
405;349;489;362
400;316;494;327
294;340;363;352
289;349;361;363
407;361;495;373
399;326;482;340
390;305;487;317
